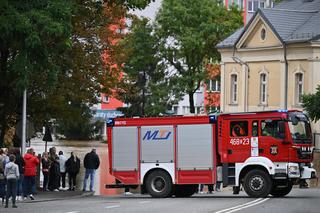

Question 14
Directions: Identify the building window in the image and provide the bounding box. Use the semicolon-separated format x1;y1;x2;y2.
173;106;179;114
231;74;238;104
248;0;264;12
260;73;267;104
260;28;266;40
295;73;303;104
182;106;190;114
208;106;220;113
229;0;244;10
206;79;221;92
103;96;109;103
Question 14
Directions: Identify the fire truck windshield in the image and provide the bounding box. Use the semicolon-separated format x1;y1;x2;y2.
288;112;311;144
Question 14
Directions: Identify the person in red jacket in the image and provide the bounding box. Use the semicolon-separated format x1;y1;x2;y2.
23;148;39;200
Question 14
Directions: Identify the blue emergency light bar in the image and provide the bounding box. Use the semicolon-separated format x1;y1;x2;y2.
277;109;288;113
107;118;115;127
209;115;217;123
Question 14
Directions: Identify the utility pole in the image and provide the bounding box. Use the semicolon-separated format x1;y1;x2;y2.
21;89;27;155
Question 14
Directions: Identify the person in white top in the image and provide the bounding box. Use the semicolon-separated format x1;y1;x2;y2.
4;155;19;208
58;151;67;189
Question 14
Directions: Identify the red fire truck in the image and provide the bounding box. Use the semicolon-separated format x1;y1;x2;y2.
106;110;316;198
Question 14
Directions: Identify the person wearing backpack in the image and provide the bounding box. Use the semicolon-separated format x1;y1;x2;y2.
4;154;19;208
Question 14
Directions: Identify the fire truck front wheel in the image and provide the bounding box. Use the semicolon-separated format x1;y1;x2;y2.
243;169;272;198
270;182;292;197
174;185;198;197
145;170;173;198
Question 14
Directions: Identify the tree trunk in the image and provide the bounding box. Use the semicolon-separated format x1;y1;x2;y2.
188;92;195;114
0;124;6;148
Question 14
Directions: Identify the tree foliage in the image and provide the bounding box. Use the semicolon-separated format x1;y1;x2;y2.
155;0;242;113
115;17;178;116
0;0;152;146
302;86;320;122
0;0;73;146
106;0;154;10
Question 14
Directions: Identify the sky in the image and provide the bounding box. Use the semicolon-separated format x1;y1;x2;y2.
130;0;162;22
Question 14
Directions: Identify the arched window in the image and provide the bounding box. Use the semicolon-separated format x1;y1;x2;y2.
231;74;238;104
260;73;267;104
295;73;303;104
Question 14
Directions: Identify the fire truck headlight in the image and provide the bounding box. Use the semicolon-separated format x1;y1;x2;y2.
288;165;300;177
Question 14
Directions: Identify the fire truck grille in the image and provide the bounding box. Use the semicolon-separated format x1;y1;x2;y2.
297;147;312;159
275;168;287;174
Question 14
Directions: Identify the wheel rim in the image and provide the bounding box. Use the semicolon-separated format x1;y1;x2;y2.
151;176;166;193
249;175;264;191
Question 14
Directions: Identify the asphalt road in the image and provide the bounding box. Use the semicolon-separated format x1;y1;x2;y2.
1;188;320;213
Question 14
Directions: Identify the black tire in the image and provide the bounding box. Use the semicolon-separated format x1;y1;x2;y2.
270;182;292;197
174;185;198;197
145;170;173;198
243;169;272;198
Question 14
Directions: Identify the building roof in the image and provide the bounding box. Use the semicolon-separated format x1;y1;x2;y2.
217;0;320;48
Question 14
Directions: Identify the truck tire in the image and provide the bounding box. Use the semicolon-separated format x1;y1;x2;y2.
174;185;198;197
243;169;272;198
270;183;292;197
145;170;173;198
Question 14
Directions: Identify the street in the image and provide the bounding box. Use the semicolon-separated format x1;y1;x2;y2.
1;188;320;213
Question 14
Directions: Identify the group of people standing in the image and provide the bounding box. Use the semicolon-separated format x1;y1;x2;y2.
0;147;100;209
0;147;38;208
41;147;81;192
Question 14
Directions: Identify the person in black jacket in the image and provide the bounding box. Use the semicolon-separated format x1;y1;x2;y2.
13;149;24;201
48;147;60;191
41;152;50;191
65;152;80;191
82;149;100;192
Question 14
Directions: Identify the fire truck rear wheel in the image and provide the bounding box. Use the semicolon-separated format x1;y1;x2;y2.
243;169;272;198
174;185;198;197
145;170;173;198
270;182;292;197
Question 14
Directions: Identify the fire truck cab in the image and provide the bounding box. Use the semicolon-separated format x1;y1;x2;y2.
106;110;316;198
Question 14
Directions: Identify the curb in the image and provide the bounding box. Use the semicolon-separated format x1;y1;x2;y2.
23;192;95;203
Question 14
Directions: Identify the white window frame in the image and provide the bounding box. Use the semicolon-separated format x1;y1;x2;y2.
182;106;190;114
207;79;221;92
208;106;221;113
295;72;304;105
103;96;109;103
230;74;238;104
248;0;265;12
259;73;268;105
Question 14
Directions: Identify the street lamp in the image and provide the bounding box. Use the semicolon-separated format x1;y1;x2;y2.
232;56;249;112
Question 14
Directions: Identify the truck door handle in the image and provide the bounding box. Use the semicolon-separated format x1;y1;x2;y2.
228;149;232;154
259;148;264;153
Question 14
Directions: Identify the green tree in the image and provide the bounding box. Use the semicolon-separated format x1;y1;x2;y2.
0;0;73;147
155;0;242;113
0;0;153;146
116;17;177;116
302;86;320;122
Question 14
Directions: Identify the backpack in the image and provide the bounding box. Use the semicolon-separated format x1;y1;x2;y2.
0;156;4;180
0;155;4;172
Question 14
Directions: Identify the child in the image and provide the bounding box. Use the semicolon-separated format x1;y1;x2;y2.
4;154;19;208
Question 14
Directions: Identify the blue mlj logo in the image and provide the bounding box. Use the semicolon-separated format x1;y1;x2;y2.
143;130;172;141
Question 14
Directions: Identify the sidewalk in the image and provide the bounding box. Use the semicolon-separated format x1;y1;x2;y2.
22;190;94;203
